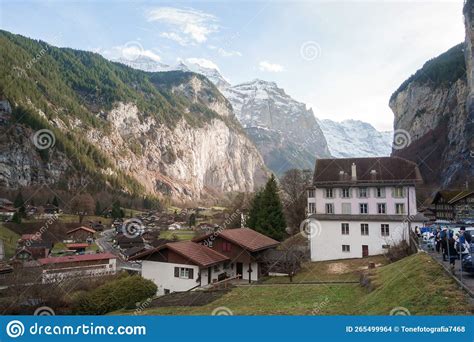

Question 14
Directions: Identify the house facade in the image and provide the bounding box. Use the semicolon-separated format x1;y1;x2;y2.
37;253;117;283
132;228;279;295
307;157;424;261
431;190;474;222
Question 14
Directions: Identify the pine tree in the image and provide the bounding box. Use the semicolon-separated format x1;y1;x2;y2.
95;200;102;216
13;192;24;208
52;196;59;208
111;201;124;219
247;175;287;241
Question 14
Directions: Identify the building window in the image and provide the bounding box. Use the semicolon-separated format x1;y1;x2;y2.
175;267;194;279
342;245;350;252
393;187;404;198
325;188;333;198
341;203;351;214
325;203;334;214
341;223;349;235
361;223;369;236
221;241;232;252
359;203;368;214
358;187;368;198
376;187;385;198
341;188;351;198
382;244;390;249
377;203;386;214
381;224;390;236
308;203;316;214
395;203;405;214
308;189;315;198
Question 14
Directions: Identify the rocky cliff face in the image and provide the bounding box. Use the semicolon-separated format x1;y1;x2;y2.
389;40;474;188
0;31;267;202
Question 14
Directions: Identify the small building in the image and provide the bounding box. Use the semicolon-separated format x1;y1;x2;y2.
66;226;96;242
115;234;145;250
307;157;424;262
65;243;90;254
37;253;117;283
193;228;280;283
132;241;230;295
122;246;146;260
431;190;474;222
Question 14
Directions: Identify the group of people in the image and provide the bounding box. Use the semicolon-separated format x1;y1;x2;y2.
433;227;472;271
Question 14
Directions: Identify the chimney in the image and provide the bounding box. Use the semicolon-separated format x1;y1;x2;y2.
351;163;357;181
370;169;377;180
339;170;344;181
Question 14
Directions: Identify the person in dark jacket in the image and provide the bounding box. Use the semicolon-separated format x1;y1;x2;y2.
447;232;458;272
440;228;448;261
435;228;441;253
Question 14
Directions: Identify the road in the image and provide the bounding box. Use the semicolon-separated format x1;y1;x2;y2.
96;229;141;272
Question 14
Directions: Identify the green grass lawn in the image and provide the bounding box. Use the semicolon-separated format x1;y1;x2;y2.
58;214;112;225
263;255;389;283
114;253;472;316
160;230;196;241
0;224;19;258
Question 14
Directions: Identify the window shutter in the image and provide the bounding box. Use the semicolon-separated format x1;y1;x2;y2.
174;267;179;277
188;268;194;279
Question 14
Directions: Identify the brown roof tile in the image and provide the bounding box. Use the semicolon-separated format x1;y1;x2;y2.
131;241;229;267
312;157;423;185
194;228;279;252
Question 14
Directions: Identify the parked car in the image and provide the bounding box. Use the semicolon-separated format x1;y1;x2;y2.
461;254;474;273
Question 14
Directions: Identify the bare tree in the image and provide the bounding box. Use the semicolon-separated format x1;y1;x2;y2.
70;193;95;223
280;169;312;234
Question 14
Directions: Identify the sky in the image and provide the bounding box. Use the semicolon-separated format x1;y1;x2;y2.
0;0;466;131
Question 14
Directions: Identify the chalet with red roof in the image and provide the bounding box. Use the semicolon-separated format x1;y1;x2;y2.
131;228;279;295
66;226;96;242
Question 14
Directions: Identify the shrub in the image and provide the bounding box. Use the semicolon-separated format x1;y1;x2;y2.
71;274;157;315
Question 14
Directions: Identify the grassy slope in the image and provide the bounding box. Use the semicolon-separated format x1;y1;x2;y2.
0;224;20;258
116;253;471;315
359;253;470;315
264;255;388;283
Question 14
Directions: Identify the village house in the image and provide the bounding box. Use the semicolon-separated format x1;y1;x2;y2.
132;228;279;295
193;228;280;283
430;190;474;222
0;198;15;220
307;157;424;262
37;253;117;283
66;226;96;242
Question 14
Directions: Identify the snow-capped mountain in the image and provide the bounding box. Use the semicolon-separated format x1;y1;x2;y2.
113;55;394;173
318;119;393;158
223;80;331;174
114;56;230;90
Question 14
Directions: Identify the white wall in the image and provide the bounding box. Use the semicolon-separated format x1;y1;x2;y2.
241;262;259;281
141;261;200;296
200;263;236;286
308;186;417;216
310;220;409;261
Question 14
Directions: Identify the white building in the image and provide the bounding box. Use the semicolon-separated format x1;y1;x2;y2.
307;157;424;261
133;228;279;295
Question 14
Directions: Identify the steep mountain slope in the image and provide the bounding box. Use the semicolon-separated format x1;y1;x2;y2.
224;80;331;175
318;119;392;158
115;52;396;174
0;30;267;201
389;40;474;189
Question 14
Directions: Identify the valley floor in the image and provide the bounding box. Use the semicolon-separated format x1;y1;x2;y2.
114;253;473;316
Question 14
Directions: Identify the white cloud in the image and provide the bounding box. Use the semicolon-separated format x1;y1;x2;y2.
208;45;242;57
160;32;189;46
259;61;284;72
147;7;219;45
185;57;220;71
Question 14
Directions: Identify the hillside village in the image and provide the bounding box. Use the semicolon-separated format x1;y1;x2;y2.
0;1;474;318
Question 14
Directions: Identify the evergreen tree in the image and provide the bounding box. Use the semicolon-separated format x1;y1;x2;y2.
11;211;22;224
247;175;287;241
95;200;102;216
52;196;60;208
13;192;26;217
111;201;124;219
188;213;196;228
13;192;24;208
